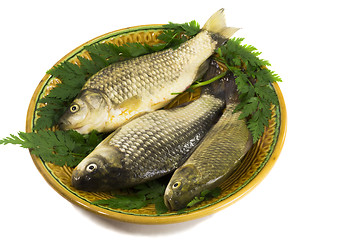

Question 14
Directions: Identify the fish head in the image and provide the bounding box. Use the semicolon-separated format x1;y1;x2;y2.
71;153;109;191
71;145;127;191
164;164;202;211
58;90;109;134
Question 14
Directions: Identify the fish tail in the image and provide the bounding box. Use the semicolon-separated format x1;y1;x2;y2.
202;8;239;45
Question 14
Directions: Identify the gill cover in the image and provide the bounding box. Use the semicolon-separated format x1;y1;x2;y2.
59;90;109;134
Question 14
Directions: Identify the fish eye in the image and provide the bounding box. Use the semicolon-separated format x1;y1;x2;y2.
86;163;97;173
172;181;181;189
70;104;80;113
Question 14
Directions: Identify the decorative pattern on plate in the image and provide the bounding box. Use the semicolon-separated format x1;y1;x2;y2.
26;25;286;223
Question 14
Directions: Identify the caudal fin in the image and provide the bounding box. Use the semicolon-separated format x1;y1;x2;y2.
202;8;239;41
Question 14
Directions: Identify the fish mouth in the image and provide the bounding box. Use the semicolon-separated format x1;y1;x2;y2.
71;169;84;189
71;174;95;191
71;169;94;191
58;118;88;134
64;124;91;134
58;118;71;130
164;195;185;211
164;195;174;211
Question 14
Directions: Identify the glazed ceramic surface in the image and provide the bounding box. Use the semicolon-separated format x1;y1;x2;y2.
26;25;287;224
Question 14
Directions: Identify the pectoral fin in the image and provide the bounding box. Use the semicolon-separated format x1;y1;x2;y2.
119;95;143;112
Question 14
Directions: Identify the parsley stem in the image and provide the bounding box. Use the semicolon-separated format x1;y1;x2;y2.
170;71;227;95
217;55;261;101
190;71;227;89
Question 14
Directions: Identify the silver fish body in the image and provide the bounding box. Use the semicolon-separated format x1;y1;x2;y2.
164;80;253;211
71;85;226;191
59;9;238;134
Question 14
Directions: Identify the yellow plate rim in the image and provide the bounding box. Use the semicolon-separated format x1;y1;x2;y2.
26;24;287;224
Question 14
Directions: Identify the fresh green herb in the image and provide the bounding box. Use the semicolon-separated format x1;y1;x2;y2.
190;71;227;90
92;179;168;214
170;71;227;95
186;187;222;208
0;130;105;167
1;19;281;215
35;62;88;130
1;22;282;164
34;21;201;131
157;20;200;49
35;43;152;130
92;181;222;213
0;19;282;214
216;38;282;142
164;20;201;36
2;20;202;168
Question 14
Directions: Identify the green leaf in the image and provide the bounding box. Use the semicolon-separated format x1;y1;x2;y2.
92;179;169;214
187;196;204;207
33;20;201;131
246;104;272;142
88;52;108;69
235;72;250;93
158;20;200;49
143;181;166;199
179;20;201;36
254;68;282;86
47;61;86;83
164;20;200;36
86;131;99;146
0;130;105;167
217;37;282;142
154;198;169;214
217;37;270;68
186;187;221;208
77;56;103;75
0;134;24;146
238;97;259;120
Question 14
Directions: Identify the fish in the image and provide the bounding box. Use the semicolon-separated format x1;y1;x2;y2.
164;75;253;211
58;8;239;134
71;78;228;191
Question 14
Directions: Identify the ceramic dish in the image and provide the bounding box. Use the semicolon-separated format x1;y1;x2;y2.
26;24;287;224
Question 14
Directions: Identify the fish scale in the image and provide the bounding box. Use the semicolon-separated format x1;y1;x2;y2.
82;40;200;105
164;101;253;210
71;92;226;191
59;9;239;134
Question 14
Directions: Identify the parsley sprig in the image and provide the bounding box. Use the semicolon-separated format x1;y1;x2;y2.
1;19;282;212
0;21;201;168
186;187;221;208
36;44;157;130
0;130;105;167
92;179;168;214
92;180;222;214
158;20;200;49
156;24;282;142
0;20;282;168
215;38;282;142
34;21;200;131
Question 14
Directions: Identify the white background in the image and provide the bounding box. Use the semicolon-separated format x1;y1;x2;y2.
1;0;359;239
